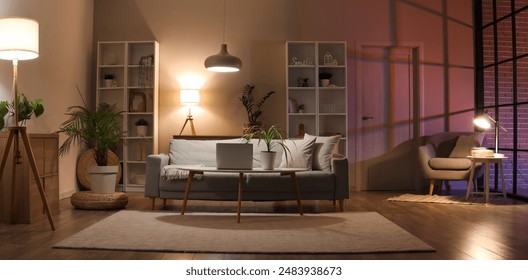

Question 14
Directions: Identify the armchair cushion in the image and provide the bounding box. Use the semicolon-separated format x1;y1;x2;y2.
449;134;485;158
428;158;472;170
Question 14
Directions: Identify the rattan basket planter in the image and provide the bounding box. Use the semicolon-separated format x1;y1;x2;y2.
76;149;121;190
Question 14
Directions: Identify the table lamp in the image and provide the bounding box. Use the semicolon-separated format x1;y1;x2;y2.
179;89;200;135
473;112;507;157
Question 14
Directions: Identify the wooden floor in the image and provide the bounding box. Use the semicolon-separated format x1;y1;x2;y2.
1;188;528;260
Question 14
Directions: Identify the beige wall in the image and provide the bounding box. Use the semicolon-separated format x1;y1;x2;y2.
0;0;94;198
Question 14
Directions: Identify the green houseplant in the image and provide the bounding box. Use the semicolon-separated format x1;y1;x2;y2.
57;94;123;193
0;93;44;129
239;84;275;133
243;125;290;170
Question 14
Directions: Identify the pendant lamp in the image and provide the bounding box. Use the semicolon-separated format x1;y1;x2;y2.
204;0;242;72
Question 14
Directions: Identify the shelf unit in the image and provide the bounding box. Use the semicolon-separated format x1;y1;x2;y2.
96;41;159;192
286;41;347;154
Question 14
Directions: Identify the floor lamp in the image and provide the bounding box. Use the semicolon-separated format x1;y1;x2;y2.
178;89;200;136
0;17;55;230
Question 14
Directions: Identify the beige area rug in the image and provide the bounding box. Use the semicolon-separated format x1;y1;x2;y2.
387;193;506;205
53;210;434;254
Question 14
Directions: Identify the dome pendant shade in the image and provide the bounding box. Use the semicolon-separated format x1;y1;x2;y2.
204;43;242;72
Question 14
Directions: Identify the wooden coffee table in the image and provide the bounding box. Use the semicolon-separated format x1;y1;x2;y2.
174;165;307;223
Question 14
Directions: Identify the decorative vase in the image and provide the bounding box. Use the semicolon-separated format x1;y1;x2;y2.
320;79;330;87
260;151;277;170
136;125;148;137
88;165;118;194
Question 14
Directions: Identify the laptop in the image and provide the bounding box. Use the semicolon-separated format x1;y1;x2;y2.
216;143;253;170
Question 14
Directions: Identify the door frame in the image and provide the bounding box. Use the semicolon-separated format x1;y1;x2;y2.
354;41;425;191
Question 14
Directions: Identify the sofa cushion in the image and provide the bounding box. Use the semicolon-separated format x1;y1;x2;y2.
449;133;485;158
280;135;317;169
306;133;341;171
428;158;472;170
169;138;243;166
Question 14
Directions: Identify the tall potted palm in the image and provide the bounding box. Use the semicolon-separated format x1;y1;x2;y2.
58;102;123;193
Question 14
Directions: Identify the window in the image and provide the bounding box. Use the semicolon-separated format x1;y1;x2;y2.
475;0;528;198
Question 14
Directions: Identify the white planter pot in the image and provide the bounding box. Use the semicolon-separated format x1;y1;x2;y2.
136;125;148;137
88;165;118;194
104;79;113;88
260;151;277;170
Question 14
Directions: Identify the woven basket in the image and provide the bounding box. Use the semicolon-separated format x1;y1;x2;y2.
77;149;121;189
70;191;128;210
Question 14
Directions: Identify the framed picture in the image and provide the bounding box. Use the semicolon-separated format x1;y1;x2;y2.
129;92;146;112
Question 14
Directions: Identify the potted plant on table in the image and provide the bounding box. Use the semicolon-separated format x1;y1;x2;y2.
57;92;123;194
243;125;290;170
239;84;275;134
0;93;44;129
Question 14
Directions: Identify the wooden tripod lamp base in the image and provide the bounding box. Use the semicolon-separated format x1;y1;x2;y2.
179;111;196;136
0;127;55;230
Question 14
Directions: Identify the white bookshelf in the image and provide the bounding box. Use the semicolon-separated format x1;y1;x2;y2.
96;41;159;192
286;41;347;154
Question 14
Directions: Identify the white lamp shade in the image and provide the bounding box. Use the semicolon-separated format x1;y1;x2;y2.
473;114;492;129
180;89;200;105
0;17;39;61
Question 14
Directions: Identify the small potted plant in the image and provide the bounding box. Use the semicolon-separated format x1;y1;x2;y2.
243;125;290;170
297;104;305;113
239;84;275;133
135;118;148;137
103;73;115;88
319;72;332;87
0;93;44;130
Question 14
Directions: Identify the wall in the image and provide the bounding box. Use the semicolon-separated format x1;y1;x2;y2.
0;0;94;198
92;0;475;191
93;0;297;154
295;0;475;190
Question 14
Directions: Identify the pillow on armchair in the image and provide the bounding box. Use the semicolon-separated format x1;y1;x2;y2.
449;133;485;158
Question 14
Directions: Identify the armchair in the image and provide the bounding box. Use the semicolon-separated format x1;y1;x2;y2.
419;132;485;195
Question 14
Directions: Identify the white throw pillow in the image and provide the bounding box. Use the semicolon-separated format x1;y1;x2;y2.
306;133;341;172
449;133;485;158
280;135;316;169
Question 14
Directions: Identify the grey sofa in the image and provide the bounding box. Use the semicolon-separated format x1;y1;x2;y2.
145;136;349;211
419;131;485;195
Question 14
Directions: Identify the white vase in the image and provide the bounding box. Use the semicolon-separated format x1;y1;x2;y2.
260;151;277;170
88;165;118;194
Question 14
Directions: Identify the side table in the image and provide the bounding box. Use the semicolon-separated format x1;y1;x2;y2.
466;156;507;203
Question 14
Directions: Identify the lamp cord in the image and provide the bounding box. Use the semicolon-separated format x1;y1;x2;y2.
222;0;226;44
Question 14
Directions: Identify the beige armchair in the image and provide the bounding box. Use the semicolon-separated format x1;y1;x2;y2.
419;132;485;195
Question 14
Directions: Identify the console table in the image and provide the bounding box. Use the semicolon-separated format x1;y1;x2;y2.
466;156;507;203
174;165;307;223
